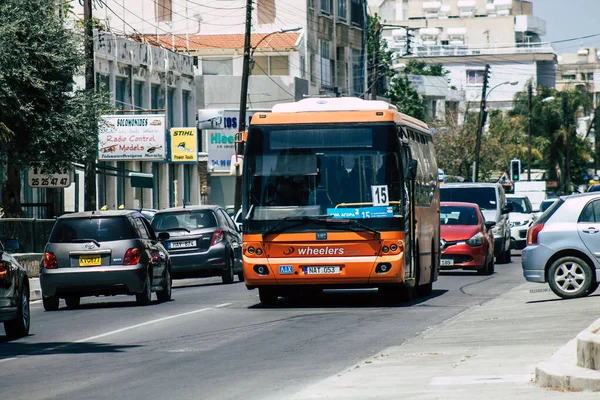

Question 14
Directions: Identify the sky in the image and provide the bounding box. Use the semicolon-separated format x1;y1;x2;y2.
533;0;600;54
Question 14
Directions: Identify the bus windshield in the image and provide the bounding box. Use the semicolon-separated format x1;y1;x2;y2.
244;123;406;232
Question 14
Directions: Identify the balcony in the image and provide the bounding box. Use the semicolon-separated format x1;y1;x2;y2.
457;0;476;17
515;15;546;36
447;27;467;45
494;0;512;15
386;41;555;58
422;1;442;11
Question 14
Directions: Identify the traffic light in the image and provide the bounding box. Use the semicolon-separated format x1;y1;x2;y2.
511;159;521;181
406;28;414;55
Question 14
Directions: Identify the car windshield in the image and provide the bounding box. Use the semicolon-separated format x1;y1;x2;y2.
440;187;497;210
152;210;217;231
540;200;556;212
49;216;135;243
441;206;479;225
507;197;530;213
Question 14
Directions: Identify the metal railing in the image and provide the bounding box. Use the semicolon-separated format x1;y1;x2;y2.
389;42;556;58
0;218;57;253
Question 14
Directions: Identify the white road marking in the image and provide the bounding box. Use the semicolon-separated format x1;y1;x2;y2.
76;307;215;343
430;374;532;385
1;304;231;363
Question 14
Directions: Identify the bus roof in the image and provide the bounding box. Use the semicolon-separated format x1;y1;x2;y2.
251;97;430;132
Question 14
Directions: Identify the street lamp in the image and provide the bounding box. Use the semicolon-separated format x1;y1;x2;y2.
473;80;519;182
234;26;303;213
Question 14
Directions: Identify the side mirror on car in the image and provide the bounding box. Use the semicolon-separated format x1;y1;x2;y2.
485;221;496;229
157;232;170;241
502;203;513;214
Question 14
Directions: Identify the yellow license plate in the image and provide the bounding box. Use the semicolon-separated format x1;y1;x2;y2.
80;255;101;267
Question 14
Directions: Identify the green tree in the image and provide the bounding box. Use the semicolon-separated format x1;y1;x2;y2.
511;85;593;193
0;0;111;216
402;60;447;77
366;14;394;98
387;75;427;121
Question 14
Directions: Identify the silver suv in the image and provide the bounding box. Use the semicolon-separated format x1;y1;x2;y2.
440;183;513;264
40;210;171;310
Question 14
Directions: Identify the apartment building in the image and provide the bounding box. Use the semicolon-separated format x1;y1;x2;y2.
371;0;555;110
557;47;600;107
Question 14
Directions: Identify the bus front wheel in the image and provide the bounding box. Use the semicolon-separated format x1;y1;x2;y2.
258;288;279;306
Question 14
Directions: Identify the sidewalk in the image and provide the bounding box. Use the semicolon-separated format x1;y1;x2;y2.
291;282;600;399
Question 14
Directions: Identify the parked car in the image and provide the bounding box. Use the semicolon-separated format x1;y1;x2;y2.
440;183;513;264
440;202;496;275
40;210;172;311
522;193;600;299
0;239;30;338
506;194;536;250
151;205;243;283
587;184;600;192
533;198;557;218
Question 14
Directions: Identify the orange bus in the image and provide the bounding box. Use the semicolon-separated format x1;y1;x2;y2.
239;97;440;305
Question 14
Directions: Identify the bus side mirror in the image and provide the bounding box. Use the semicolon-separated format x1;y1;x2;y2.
406;159;417;180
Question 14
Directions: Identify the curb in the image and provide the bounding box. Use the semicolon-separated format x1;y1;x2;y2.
536;323;600;392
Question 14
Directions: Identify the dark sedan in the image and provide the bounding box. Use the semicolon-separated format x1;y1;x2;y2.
152;205;243;283
0;239;30;338
40;210;172;310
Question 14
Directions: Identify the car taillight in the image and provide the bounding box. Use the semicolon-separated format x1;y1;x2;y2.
0;261;10;287
44;252;58;269
527;223;544;245
210;230;224;246
123;248;141;265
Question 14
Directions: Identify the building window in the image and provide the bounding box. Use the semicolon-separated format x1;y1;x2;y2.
466;70;484;85
352;48;363;96
134;81;144;110
182;91;191;126
561;74;576;80
587;72;594;81
300;55;306;78
156;0;172;23
338;0;347;20
115;78;127;110
350;0;364;25
202;58;233;75
320;40;332;88
151;84;161;110
321;0;332;15
96;73;109;91
167;88;175;129
310;54;316;85
252;55;289;76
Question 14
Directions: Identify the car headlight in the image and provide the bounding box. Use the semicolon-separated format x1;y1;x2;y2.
510;219;531;228
466;232;485;247
492;225;502;235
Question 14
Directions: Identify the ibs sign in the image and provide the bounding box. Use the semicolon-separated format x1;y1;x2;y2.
170;128;198;162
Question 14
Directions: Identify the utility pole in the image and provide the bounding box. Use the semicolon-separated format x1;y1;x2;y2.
563;93;570;194
473;64;490;183
370;20;381;100
234;0;253;213
527;82;533;181
84;0;96;211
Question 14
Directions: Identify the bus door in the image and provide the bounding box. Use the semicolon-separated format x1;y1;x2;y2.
401;145;416;281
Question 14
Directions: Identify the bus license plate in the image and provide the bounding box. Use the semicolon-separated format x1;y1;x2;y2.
303;266;340;274
80;255;101;267
440;258;454;266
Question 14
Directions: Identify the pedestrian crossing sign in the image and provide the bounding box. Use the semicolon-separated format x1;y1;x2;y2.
498;170;513;187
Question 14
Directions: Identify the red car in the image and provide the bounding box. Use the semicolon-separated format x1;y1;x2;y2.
440;202;496;275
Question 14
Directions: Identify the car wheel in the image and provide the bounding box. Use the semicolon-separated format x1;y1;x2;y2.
548;256;593;299
157;267;172;302
237;270;244;282
221;253;235;284
65;296;81;310
136;272;152;306
258;288;278;306
43;295;60;311
4;283;30;338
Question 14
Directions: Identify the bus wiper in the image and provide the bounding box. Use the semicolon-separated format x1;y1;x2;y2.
328;219;380;237
262;215;332;239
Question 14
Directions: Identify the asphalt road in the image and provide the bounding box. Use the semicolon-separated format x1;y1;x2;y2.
1;254;525;400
